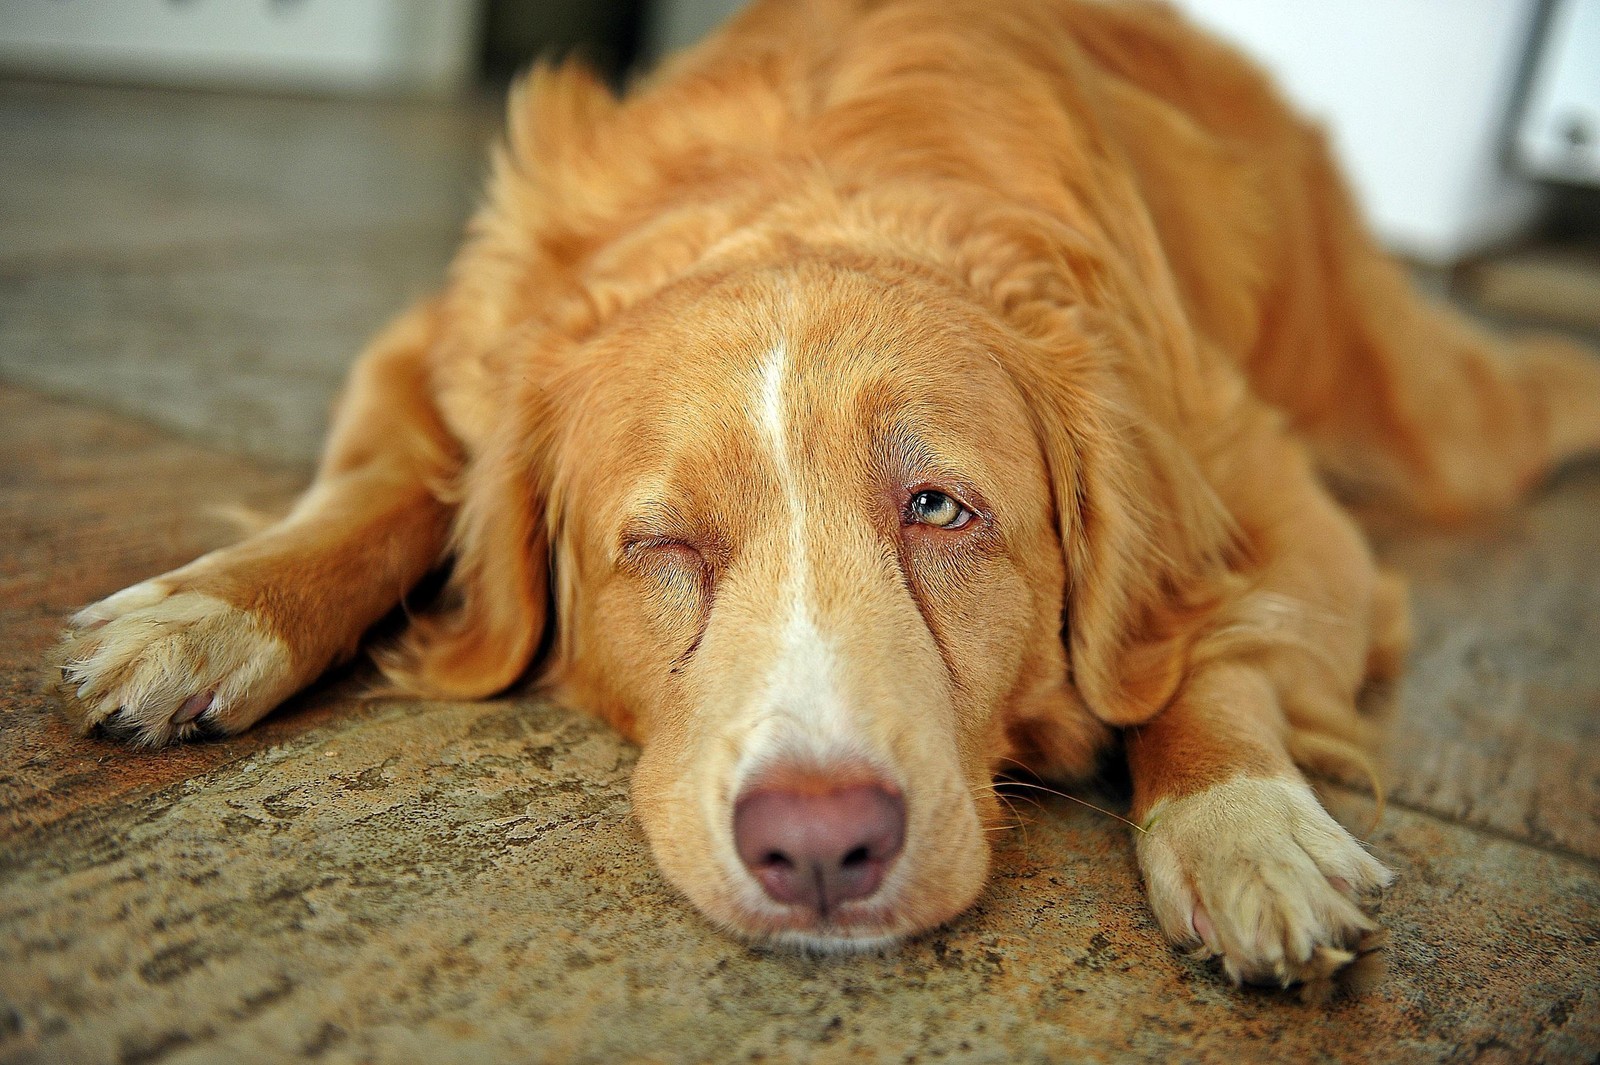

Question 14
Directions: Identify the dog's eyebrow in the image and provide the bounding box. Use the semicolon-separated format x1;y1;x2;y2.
879;422;990;503
619;500;692;539
617;497;733;556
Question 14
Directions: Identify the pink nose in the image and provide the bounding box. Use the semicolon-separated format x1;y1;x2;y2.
733;781;906;916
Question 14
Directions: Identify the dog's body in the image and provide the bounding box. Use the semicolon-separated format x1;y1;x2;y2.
58;0;1600;990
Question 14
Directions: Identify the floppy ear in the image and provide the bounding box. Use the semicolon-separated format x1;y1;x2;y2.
376;419;550;699
968;224;1240;729
930;196;1237;726
1012;341;1236;727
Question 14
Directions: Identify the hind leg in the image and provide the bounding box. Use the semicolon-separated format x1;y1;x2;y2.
57;301;458;745
1311;289;1600;521
1248;132;1600;522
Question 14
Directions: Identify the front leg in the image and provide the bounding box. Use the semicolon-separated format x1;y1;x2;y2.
1124;456;1398;989
1127;663;1392;989
57;302;457;746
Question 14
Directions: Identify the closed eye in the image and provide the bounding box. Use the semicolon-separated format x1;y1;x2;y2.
622;537;706;567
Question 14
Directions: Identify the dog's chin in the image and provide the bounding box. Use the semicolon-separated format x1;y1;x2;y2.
724;906;915;955
709;878;981;956
762;927;907;955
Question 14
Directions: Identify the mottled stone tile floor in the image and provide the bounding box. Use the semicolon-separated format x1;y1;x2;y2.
1;79;1598;1064
0;79;494;464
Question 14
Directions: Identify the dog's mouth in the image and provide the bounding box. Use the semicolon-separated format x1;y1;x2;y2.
713;838;992;953
720;878;920;952
755;918;911;955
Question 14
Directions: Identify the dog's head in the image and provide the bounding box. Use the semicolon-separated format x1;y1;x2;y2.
388;237;1231;948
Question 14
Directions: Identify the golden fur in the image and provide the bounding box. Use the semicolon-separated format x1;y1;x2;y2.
59;0;1600;990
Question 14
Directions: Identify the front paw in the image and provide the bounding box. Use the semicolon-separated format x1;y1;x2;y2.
1136;776;1393;991
56;579;296;747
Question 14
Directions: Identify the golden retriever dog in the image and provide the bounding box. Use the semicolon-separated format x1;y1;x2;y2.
56;0;1600;990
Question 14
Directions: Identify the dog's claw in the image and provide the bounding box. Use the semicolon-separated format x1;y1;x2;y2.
1138;777;1392;994
54;590;293;747
95;709;140;744
172;691;214;725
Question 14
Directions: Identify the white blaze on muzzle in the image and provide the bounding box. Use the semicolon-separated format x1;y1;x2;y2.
730;341;876;788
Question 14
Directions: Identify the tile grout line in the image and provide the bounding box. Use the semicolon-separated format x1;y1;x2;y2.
1323;779;1600;874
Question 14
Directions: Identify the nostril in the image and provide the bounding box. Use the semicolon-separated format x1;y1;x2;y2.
841;846;870;868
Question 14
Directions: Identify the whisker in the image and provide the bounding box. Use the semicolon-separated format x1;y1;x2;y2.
989;777;1147;835
994;754;1041;777
976;788;1038;855
984;796;1040;826
987;755;1146;831
972;783;1049;812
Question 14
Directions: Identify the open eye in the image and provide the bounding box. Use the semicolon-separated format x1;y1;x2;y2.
905;489;974;530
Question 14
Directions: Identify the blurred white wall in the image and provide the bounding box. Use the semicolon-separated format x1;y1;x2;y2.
1177;0;1544;263
0;0;477;95
647;0;1546;264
